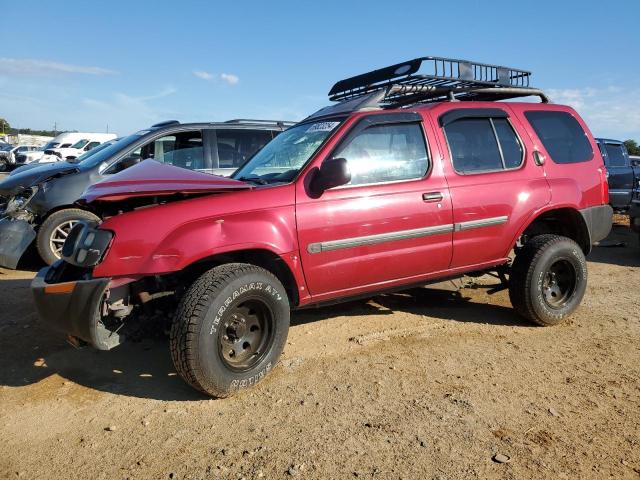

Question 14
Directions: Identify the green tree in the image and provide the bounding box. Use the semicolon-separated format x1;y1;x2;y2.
624;139;640;156
0;118;10;135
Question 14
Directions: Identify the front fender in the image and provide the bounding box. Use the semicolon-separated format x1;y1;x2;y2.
93;189;298;278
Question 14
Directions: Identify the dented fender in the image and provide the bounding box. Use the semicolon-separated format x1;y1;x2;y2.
93;186;299;278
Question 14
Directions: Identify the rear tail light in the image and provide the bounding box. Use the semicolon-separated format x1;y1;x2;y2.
598;167;609;205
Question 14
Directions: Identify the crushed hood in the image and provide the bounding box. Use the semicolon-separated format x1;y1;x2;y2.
0;162;79;197
80;159;252;203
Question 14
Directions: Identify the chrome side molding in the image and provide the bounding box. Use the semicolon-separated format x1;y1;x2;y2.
307;215;508;254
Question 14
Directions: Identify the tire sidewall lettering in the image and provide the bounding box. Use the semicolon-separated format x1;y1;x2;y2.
209;281;283;335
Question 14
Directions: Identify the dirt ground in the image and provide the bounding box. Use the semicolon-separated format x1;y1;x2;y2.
0;216;639;480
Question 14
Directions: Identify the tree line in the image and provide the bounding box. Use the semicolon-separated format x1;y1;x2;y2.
0;117;66;138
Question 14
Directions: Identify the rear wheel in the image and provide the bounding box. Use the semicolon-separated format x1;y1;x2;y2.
170;263;290;397
509;234;587;326
37;208;100;265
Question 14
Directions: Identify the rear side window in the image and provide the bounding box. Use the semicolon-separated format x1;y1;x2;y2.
444;117;523;173
216;130;274;168
604;143;627;167
524;111;592;164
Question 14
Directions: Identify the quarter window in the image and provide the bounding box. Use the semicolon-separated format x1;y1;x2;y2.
524;111;592;164
332;123;429;185
444;117;523;173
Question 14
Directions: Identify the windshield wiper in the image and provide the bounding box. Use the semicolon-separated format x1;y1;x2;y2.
236;176;268;185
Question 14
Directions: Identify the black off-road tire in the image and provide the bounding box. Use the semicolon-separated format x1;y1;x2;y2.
509;234;587;326
37;208;100;265
170;263;290;398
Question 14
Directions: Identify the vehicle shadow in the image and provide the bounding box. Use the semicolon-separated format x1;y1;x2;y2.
292;284;531;328
588;224;640;268
0;276;527;401
0;276;206;401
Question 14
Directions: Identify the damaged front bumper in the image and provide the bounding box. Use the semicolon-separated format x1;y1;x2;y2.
31;262;123;350
0;217;36;269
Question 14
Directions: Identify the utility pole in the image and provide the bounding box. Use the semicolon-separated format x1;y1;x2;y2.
106;123;109;133
54;122;57;136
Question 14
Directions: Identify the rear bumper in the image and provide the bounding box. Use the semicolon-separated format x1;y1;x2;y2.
0;218;36;269
580;204;613;245
31;265;121;350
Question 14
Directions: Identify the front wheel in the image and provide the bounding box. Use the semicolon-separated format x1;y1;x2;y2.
37;208;100;265
170;263;290;397
509;234;587;326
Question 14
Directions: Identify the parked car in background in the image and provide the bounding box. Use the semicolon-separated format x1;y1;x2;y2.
0;143;12;171
30;57;612;398
628;155;640;243
19;133;85;164
40;133;117;162
596;138;640;211
7;145;39;168
0;119;292;267
10;138;120;176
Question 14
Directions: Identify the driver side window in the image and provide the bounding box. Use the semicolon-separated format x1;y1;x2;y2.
105;130;204;174
332;123;429;186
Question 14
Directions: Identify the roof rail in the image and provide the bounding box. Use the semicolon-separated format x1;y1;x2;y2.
224;119;296;127
328;56;549;106
151;120;180;128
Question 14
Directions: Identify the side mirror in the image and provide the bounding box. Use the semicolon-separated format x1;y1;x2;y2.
311;158;351;194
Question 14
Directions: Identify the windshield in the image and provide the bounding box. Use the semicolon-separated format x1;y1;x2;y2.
40;141;59;151
75;133;144;168
67;139;114;163
232;120;342;184
71;139;90;149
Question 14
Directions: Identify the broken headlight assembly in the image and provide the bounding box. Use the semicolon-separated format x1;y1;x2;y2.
62;221;114;267
4;186;38;217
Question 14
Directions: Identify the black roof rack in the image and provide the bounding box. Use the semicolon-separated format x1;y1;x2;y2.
328;56;549;106
224;119;296;127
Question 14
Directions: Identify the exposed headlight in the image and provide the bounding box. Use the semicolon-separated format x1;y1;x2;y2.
4;186;38;215
62;221;113;267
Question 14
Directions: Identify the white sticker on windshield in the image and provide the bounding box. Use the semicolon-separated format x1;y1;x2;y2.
306;121;340;133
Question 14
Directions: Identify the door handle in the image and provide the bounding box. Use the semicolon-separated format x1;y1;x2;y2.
422;192;443;202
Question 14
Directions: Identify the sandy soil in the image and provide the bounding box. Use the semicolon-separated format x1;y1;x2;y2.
0;220;639;480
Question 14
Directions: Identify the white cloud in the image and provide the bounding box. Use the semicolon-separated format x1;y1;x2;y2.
0;58;116;76
193;70;239;86
81;87;179;132
220;73;239;85
547;86;640;139
193;70;214;81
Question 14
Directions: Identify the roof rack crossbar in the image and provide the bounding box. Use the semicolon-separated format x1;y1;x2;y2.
328;56;541;106
224;119;296;126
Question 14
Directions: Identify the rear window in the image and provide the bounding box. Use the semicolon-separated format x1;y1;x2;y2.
524;111;592;164
604;143;627;167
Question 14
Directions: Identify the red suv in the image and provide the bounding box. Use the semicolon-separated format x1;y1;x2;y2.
32;57;613;397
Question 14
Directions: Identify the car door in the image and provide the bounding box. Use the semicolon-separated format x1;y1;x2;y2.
296;113;453;300
599;140;633;208
431;105;550;269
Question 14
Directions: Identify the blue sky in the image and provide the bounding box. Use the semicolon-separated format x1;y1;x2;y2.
2;0;640;139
